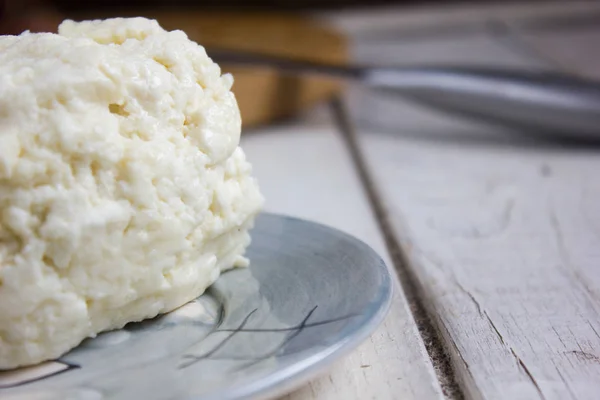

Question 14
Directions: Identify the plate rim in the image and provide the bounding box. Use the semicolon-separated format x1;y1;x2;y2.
213;212;394;400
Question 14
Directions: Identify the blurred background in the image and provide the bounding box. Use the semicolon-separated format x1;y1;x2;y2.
0;0;564;132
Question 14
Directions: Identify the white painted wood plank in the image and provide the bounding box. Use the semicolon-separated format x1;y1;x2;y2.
241;122;444;399
347;8;600;400
358;132;600;400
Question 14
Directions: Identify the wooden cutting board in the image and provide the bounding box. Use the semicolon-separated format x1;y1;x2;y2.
68;10;348;128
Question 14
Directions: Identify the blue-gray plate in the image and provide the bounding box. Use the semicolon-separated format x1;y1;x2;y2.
1;213;392;400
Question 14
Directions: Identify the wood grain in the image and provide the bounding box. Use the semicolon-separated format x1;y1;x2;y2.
359;133;600;400
345;5;600;398
241;116;444;399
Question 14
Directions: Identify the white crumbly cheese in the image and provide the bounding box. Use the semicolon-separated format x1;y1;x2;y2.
0;17;264;369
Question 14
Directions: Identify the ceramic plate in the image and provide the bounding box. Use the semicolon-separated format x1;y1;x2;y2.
1;213;392;400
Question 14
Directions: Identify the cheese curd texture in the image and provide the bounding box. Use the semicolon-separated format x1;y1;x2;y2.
0;17;264;369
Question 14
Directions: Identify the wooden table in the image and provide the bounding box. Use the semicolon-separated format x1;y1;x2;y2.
241;2;600;399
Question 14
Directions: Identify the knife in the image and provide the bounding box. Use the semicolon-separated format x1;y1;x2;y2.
208;48;600;140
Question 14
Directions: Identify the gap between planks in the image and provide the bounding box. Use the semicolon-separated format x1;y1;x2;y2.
329;97;465;400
